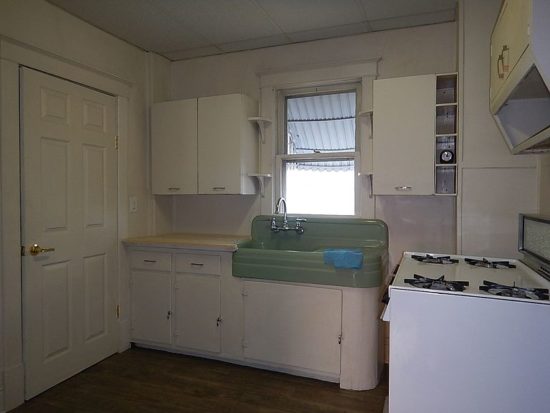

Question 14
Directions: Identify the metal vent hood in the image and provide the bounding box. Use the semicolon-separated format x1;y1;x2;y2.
490;0;550;154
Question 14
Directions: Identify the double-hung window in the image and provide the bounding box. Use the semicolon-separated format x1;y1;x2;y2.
278;84;359;216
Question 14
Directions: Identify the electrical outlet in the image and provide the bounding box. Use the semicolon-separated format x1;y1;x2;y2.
129;196;138;213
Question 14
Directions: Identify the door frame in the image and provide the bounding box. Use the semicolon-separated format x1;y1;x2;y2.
1;38;132;409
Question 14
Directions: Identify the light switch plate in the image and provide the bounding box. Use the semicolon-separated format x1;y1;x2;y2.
129;196;138;213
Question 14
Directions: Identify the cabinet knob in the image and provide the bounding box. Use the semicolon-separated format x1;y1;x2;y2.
395;186;412;191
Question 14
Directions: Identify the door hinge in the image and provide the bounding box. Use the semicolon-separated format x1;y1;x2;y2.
241;286;248;297
115;135;119;150
21;246;26;256
338;334;343;345
116;304;120;319
216;316;222;327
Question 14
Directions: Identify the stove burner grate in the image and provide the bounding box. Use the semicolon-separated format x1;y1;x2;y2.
404;274;469;292
464;257;516;269
411;254;459;265
479;281;549;300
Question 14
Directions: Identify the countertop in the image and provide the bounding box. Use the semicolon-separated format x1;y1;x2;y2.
123;233;249;252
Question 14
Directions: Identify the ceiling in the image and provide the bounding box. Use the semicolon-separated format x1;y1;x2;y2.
47;0;457;61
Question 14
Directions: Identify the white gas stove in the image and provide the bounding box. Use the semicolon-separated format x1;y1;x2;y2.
384;215;550;413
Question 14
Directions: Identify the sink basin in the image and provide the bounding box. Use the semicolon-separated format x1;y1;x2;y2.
232;216;388;288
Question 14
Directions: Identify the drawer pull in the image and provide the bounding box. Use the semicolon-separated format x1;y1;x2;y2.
395;186;412;191
190;262;204;267
212;186;226;191
168;187;180;191
143;259;157;263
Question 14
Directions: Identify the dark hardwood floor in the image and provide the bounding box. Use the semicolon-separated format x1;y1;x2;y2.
13;347;388;413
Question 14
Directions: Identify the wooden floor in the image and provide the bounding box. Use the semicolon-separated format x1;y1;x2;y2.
13;347;388;413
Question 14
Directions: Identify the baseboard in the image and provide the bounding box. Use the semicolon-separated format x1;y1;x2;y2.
133;343;340;384
3;363;24;411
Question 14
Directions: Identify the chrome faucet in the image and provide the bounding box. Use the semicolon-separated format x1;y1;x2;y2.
275;197;288;229
271;197;306;233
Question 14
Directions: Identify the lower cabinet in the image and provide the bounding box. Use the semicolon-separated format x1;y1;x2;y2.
131;271;172;345
174;273;221;353
129;249;222;354
242;281;342;377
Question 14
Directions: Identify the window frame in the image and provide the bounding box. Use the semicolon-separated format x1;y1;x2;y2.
275;82;362;217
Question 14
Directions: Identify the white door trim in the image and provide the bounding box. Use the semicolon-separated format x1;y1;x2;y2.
0;38;132;410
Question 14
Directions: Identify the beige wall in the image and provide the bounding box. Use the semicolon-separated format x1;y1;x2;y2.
169;22;458;268
458;0;538;257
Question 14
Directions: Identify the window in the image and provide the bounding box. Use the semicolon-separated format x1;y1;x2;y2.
278;86;359;215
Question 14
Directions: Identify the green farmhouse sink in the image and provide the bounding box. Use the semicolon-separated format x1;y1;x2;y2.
232;215;388;288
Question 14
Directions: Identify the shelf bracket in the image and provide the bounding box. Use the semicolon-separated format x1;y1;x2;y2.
248;173;272;197
248;117;272;144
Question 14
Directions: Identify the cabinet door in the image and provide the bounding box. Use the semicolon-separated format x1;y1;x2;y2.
197;94;244;194
490;0;531;102
151;99;198;195
174;274;221;353
373;75;436;195
243;281;342;376
131;271;172;345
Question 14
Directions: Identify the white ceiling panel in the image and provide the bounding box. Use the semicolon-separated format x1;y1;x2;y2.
163;46;224;61
287;22;370;43
360;0;456;20
46;0;457;60
48;0;209;51
369;9;456;32
156;0;282;44
255;0;367;33
217;34;292;53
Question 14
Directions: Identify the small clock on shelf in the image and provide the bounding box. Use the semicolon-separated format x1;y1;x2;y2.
439;149;454;164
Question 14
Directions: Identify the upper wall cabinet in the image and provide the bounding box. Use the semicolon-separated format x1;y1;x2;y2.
490;0;550;154
372;75;436;195
152;99;198;195
198;94;258;195
151;94;258;195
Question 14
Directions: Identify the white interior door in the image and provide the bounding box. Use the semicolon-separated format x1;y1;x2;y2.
21;68;118;398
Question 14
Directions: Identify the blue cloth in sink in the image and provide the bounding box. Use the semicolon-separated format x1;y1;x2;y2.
323;249;363;269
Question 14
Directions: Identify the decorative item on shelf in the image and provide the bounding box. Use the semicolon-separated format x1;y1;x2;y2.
248;117;272;144
248;173;272;197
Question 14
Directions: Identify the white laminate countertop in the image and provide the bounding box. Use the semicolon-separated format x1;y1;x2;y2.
123;233;249;252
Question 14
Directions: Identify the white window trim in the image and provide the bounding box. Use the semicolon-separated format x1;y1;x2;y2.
277;84;361;216
258;59;379;217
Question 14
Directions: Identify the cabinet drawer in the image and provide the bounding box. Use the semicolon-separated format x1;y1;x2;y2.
130;251;171;272
175;253;221;275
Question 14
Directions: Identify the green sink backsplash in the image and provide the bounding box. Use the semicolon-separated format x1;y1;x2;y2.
233;216;388;288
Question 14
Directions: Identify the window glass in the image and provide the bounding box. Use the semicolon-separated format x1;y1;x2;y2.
286;92;356;154
284;159;355;215
281;89;357;216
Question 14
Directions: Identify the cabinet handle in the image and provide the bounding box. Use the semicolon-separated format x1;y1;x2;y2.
212;186;226;191
395;186;412;191
497;54;505;79
143;259;157;263
501;44;509;71
168;187;180;191
190;262;204;267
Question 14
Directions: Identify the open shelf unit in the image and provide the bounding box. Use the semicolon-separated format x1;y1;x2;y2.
434;74;458;195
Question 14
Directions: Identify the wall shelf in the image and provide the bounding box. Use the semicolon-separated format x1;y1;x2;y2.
248;117;272;144
434;74;458;196
248;173;272;197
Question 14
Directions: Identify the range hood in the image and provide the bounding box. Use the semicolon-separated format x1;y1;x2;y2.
490;0;550;154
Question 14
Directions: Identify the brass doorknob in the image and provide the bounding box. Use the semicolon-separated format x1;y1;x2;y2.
29;244;55;256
